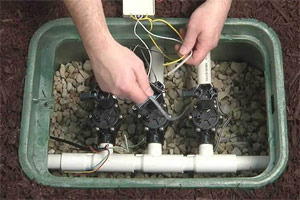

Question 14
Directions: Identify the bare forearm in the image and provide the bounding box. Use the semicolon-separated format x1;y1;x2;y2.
63;0;113;59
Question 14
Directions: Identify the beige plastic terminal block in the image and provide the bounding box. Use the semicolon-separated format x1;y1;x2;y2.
123;0;155;17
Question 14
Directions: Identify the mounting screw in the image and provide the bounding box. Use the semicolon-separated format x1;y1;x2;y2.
119;115;123;119
110;127;115;131
89;114;92;119
196;128;201;132
214;104;217;108
132;105;137;111
211;128;216;132
95;127;100;131
188;115;193;120
219;115;223;119
163;104;167;108
137;114;142;118
114;104;119;108
159;127;164;131
144;127;149;131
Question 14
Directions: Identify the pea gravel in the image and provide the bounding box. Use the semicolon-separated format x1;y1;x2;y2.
49;60;268;178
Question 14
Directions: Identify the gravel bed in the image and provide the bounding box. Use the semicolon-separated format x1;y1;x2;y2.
49;59;268;178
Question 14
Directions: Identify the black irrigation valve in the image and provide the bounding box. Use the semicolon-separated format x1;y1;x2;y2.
79;86;121;145
136;81;168;144
184;84;220;145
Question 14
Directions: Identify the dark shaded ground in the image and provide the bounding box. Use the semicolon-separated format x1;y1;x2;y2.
1;0;299;199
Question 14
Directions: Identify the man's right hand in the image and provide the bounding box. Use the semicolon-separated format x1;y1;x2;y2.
89;39;153;104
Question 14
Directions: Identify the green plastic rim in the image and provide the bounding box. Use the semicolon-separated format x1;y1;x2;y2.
19;18;287;188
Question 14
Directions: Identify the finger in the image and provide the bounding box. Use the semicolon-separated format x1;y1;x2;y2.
179;25;199;55
174;44;180;53
179;28;186;38
185;45;210;65
126;82;149;104
133;63;153;97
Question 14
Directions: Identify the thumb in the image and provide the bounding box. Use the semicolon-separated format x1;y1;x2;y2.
179;25;198;55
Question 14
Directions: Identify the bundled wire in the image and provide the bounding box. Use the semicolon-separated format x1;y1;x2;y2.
131;15;193;75
214;100;232;152
64;144;110;174
133;18;153;77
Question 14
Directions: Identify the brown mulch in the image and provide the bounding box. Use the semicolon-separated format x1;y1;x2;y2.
1;0;299;199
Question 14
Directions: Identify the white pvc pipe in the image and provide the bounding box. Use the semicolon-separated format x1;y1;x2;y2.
147;143;162;156
198;144;214;156
48;153;269;173
198;52;211;84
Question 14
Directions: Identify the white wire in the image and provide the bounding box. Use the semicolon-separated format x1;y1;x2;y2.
133;18;152;77
166;50;193;76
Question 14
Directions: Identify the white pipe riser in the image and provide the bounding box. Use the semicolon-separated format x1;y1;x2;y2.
197;52;212;85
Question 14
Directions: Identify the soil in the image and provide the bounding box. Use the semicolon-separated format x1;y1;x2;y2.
1;0;299;199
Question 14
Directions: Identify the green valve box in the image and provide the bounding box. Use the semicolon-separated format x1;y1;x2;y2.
19;18;288;188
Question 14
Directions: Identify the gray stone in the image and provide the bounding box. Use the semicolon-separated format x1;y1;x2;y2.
225;67;233;75
77;85;85;92
251;111;265;120
174;147;180;154
56;83;63;93
164;127;175;139
225;143;233;152
233;111;241;120
67;64;75;74
231;147;242;156
241;113;251;121
79;70;90;80
75;108;87;118
218;73;227;80
252;143;261;152
59;144;68;151
231;62;247;73
218;91;227;101
67;82;73;91
83;60;92;71
48;149;55;154
167;89;177;100
218;62;228;74
76;74;85;83
165;81;175;89
174;100;184;113
59;64;66;78
56;111;63;123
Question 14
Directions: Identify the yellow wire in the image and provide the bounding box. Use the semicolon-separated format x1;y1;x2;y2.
152;19;183;41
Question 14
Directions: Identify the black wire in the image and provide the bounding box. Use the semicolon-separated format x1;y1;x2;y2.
49;136;104;151
148;97;192;121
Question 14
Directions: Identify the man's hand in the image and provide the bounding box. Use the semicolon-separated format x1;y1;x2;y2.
177;0;232;65
90;39;153;104
63;0;152;104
